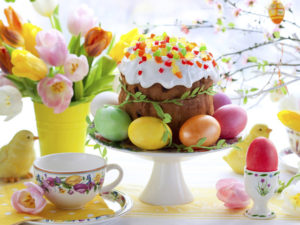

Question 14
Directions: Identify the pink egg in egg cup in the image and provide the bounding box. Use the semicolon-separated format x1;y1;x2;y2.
244;137;279;219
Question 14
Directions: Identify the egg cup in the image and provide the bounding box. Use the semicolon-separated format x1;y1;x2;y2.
244;168;280;220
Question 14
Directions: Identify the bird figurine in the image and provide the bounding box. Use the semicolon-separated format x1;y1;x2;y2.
0;130;38;183
223;124;272;175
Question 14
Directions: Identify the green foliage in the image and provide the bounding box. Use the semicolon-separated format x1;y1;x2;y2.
85;116;108;160
84;55;116;97
227;22;235;28
216;18;223;26
50;6;62;32
221;57;231;63
199;44;207;51
68;34;82;56
250;88;258;92
273;31;280;39
173;138;229;152
247;56;258;63
93;144;108;160
5;75;42;103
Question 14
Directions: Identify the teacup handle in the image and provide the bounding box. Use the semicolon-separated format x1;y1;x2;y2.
100;164;123;194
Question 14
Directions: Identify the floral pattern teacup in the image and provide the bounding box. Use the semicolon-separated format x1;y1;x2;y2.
34;153;123;209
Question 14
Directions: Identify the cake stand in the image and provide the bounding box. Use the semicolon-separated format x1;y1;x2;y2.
92;136;230;206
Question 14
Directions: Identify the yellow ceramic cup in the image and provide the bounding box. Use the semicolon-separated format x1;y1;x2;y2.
34;102;90;156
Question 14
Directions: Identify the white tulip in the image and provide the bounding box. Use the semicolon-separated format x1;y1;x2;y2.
32;0;58;17
0;86;23;121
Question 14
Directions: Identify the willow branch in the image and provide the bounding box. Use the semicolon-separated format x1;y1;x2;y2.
224;63;300;77
137;20;263;34
224;0;300;29
217;37;300;61
231;77;300;101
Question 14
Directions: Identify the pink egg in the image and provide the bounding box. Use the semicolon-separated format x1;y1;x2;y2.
246;137;278;172
213;92;232;111
213;105;247;139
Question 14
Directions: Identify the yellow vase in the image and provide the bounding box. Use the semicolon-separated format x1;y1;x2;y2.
34;102;90;156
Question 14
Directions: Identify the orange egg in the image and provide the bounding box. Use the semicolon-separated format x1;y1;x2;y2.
179;115;221;147
268;0;285;24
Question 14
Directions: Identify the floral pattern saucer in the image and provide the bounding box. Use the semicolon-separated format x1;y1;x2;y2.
23;190;133;225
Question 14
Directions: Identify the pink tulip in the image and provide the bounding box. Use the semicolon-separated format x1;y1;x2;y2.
35;29;68;66
67;4;97;36
216;178;250;209
0;73;15;87
37;74;73;114
64;54;89;82
11;182;46;215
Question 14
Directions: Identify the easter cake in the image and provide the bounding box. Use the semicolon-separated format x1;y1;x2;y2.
118;33;219;141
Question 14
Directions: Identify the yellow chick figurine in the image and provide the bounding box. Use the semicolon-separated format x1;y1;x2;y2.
223;124;272;175
0;130;38;183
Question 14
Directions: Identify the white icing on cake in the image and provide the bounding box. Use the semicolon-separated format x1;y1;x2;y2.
117;34;220;89
119;53;219;89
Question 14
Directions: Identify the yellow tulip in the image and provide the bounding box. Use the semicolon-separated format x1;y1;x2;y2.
11;49;48;81
22;23;42;56
109;28;141;63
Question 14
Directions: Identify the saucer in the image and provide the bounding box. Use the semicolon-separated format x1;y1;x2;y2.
280;148;300;173
23;190;133;225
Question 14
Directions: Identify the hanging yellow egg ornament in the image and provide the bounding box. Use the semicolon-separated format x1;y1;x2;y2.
268;0;285;24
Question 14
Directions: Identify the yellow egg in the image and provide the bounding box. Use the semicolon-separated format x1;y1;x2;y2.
128;117;172;150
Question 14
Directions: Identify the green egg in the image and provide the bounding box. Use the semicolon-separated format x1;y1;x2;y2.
94;106;132;141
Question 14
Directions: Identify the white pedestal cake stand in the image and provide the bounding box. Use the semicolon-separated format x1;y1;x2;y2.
94;140;228;206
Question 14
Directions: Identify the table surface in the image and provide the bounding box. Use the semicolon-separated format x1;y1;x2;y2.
0;98;299;225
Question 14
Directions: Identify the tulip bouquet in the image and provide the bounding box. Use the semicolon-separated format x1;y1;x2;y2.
0;0;117;119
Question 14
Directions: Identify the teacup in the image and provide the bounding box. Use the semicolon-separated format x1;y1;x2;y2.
33;153;123;209
286;128;300;157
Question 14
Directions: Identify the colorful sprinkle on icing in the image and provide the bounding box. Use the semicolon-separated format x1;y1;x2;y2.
123;32;218;79
165;60;172;67
155;56;163;64
196;61;202;68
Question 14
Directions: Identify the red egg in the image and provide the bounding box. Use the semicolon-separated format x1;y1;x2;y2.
246;137;278;172
213;105;247;139
213;92;232;111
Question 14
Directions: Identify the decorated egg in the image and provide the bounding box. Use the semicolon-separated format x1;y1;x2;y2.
94;105;131;141
128;117;172;150
268;0;285;24
213;92;232;111
213;105;247;139
246;137;278;172
90;91;119;117
179;115;221;147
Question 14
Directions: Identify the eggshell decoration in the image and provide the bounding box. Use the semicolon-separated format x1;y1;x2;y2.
213;105;247;139
94;106;131;141
268;0;285;24
128;117;172;150
213;92;232;111
90;91;119;117
179;115;221;147
246;137;278;172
